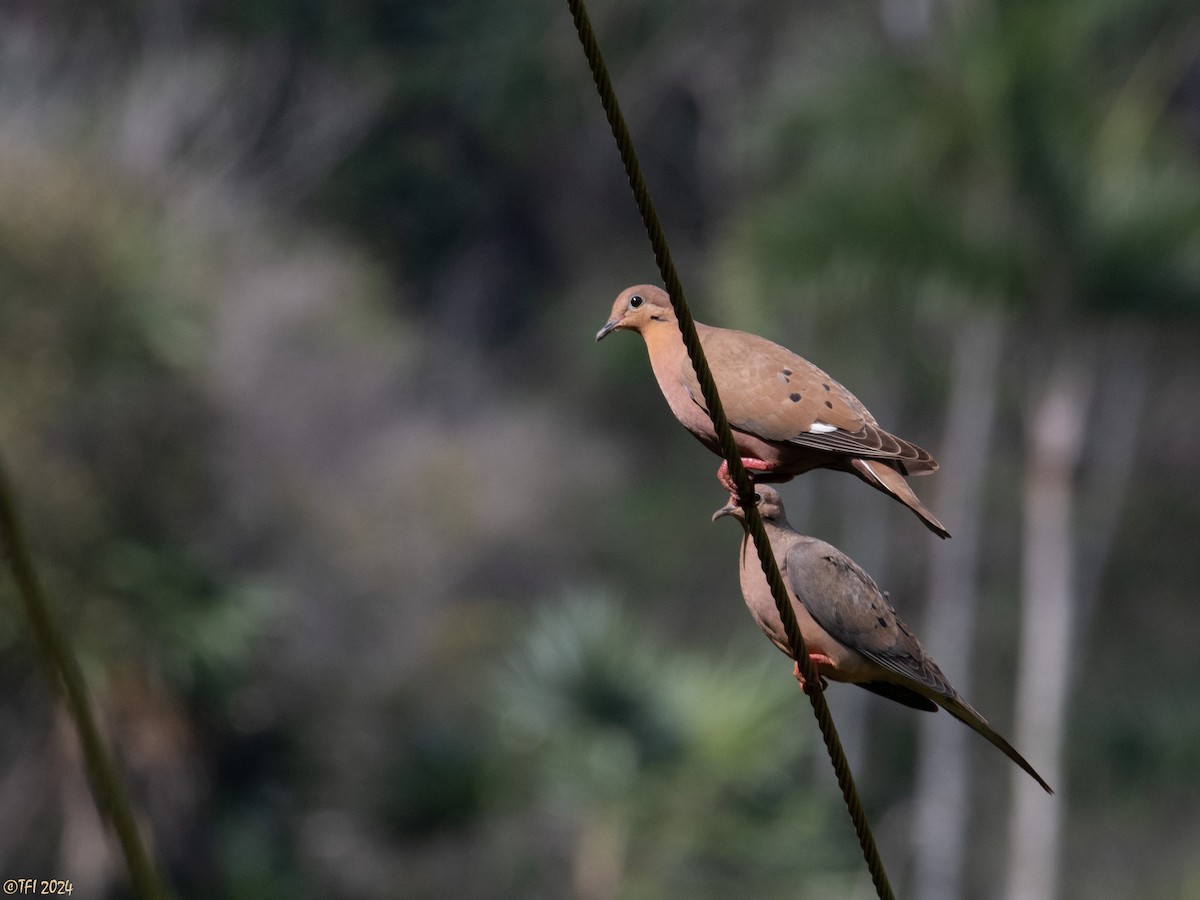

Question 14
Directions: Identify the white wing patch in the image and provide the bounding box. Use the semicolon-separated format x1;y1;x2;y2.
808;422;838;434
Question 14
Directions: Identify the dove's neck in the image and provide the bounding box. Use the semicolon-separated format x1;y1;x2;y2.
641;320;687;377
641;321;721;446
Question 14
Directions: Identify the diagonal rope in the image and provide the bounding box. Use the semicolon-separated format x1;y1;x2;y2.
0;455;168;900
565;2;895;897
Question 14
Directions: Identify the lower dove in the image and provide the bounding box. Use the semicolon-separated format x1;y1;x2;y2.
714;485;1051;793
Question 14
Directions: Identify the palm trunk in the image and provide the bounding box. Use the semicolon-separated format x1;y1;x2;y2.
832;469;893;776
1004;341;1096;900
831;371;902;776
1075;326;1151;626
911;312;1005;900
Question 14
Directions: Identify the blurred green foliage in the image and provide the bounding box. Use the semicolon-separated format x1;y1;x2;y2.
487;595;860;898
0;0;1198;897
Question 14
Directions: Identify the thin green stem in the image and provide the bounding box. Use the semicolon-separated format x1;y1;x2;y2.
0;455;168;900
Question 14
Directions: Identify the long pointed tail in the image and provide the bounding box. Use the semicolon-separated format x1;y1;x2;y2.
849;459;951;538
938;694;1054;794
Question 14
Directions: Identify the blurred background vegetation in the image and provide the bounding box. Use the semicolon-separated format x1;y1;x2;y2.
0;0;1198;897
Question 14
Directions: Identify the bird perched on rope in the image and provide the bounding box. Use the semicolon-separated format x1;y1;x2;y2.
713;486;1050;793
596;284;948;537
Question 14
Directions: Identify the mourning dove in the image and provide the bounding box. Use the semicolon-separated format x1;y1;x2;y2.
597;285;949;537
713;486;1051;793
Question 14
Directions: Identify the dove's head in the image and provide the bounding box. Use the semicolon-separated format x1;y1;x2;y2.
595;285;676;341
712;485;788;527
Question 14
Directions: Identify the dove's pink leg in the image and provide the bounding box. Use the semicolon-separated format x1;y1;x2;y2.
716;457;777;493
793;655;834;694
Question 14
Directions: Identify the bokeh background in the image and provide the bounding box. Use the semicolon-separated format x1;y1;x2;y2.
1;1;1199;898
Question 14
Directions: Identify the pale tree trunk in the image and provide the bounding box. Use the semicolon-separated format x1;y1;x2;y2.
911;312;1006;900
1004;341;1097;900
831;468;892;776
830;372;903;778
1075;326;1151;627
572;809;628;900
56;706;121;896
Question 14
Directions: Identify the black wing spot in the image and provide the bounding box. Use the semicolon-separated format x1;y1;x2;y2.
783;368;792;376
789;392;801;402
822;383;831;391
825;400;834;409
877;617;888;629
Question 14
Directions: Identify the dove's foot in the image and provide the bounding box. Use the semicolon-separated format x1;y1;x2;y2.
793;655;834;694
716;457;776;500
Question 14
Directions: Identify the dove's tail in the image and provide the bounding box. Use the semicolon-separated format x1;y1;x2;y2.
936;693;1054;794
849;459;951;539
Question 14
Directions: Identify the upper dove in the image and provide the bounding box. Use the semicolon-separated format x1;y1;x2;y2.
597;284;949;537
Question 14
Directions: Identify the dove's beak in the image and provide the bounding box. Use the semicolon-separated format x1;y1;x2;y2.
595;318;620;342
712;497;743;524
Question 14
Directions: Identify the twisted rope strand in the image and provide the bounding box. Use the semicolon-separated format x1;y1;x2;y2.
566;2;895;896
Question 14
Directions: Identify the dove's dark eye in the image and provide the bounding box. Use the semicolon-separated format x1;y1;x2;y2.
629;295;644;309
753;492;762;503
